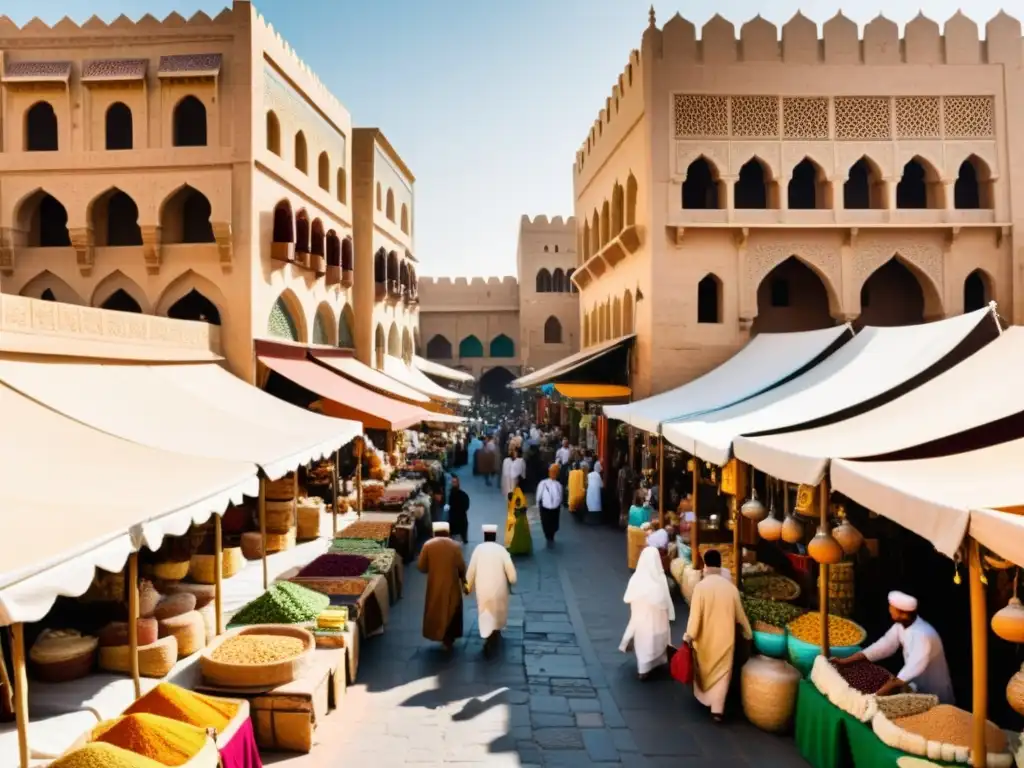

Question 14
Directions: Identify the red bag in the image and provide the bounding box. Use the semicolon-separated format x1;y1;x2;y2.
670;642;694;685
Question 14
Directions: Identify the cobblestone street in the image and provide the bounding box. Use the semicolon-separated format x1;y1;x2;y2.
275;470;809;767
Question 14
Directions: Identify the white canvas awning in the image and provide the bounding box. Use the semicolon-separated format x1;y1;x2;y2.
969;507;1024;568
0;358;360;480
662;308;992;466
734;324;1021;485
0;382;258;624
413;355;474;383
510;334;635;389
604;326;850;434
313;353;430;403
383;355;471;403
831;436;1024;559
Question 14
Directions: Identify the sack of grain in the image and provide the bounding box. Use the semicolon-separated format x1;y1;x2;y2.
158;610;206;657
98;635;178;678
97;619;159;649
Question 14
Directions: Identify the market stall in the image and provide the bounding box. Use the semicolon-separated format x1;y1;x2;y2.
382;354;472;404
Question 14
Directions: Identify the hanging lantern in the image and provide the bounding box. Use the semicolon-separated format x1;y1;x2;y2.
758;510;782;541
781;514;804;544
741;489;767;522
808;527;844;565
1008;664;1024;716
992;597;1024;644
832;519;864;555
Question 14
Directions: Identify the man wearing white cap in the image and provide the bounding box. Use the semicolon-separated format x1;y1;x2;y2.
466;523;518;656
834;590;954;703
417;521;467;651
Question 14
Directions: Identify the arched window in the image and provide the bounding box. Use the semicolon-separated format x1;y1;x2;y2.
682;157;720;209
626;173;638;226
93;190;142;246
735;158;773;209
374;248;386;282
267;296;299;340
326;231;340;266
552;268;565;293
313;311;329;345
963;269;990;312
376;183;382;211
310;219;325;257
582;224;590;259
623;289;634;333
400;204;409;234
338;306;355;348
697;274;722;324
168;289;221;325
544;245;549;252
172;96;207;147
386;189;395;221
272;200;293;243
105;103;133;150
161;186;214;244
295;210;310;253
41;289;56;302
101;289;142;313
387;323;401;357
489;334;515;358
601;201;611;247
567;269;577;293
21;192;71;247
954;156;994;210
374;324;386;368
318;152;330;191
336;168;347;204
536;269;552;293
386;251;399;283
554;245;559;252
844;157;884;210
459;335;484;358
896;157;942;209
788;158;828;210
341;237;354;271
544;316;562;344
583;315;590;347
25;102;58;151
611;183;625;234
266;111;281;155
427;334;453;359
294;132;308;173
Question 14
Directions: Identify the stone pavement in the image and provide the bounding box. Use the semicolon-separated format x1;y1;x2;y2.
271;470;809;767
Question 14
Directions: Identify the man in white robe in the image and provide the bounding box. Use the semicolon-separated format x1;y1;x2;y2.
619;547;675;679
466;524;518;656
834;590;954;703
500;447;525;498
683;549;752;721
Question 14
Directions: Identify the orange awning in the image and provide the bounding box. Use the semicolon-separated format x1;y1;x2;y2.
555;384;632;401
259;354;427;431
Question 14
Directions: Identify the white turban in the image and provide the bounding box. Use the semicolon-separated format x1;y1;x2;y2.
888;590;918;612
432;522;450;534
481;524;498;533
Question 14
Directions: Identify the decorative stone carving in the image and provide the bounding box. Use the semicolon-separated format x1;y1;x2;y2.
69;227;95;276
212;222;232;269
742;242;842;318
141;225;162;275
676;142;729;178
0;228;15;276
852;238;943;291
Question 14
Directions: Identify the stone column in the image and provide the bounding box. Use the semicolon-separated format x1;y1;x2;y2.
69;227;95;276
141;225;162;275
212;222;233;270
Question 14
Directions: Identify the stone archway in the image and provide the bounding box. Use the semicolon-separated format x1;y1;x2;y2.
851;238;944;320
751;256;836;336
478;366;516;402
742;243;842;327
857;258;925;327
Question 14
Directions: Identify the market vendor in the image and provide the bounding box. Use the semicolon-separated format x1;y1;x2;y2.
833;591;954;703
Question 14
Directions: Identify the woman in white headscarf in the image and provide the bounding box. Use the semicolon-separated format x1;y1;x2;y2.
619;546;675;680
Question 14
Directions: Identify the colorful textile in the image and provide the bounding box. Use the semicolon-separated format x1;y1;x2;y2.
218;718;262;768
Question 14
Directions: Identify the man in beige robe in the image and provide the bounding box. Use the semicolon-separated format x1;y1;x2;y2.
417;522;467;651
683;549;752;721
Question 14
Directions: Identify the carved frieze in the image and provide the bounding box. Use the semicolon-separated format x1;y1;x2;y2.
852;236;944;294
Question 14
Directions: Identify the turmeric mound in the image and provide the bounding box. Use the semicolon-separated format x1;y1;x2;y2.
50;742;167;768
91;712;207;766
125;682;238;733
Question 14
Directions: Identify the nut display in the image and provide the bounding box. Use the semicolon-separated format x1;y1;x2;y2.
754;621;784;635
336;521;393;542
742;575;800;602
742;596;804;628
830;658;892;694
787;613;865;647
209;634;305;665
298;554;371;578
894;704;1007;752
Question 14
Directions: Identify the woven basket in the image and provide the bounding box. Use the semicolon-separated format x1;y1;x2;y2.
162;582;216;609
200;624;314;688
188;547;245;585
97;618;158;649
158;610;207;657
266;529;296;554
627;527;646;569
1007;668;1024;716
297;504;321;541
265;500;296;533
741;656;802;734
265;474;296;501
241;532;264;560
148;561;190;582
153;593;197;621
876;693;939;720
98;635;178;678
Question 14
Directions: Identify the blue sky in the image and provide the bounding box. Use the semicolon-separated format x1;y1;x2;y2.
23;0;1011;277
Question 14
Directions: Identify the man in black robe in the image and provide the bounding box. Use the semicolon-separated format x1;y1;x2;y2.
447;475;471;544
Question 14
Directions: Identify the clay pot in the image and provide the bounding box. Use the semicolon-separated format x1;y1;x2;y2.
781;515;804;544
758;513;783;542
832;519;864;556
808;528;844;565
1007;666;1024;716
992;597;1024;644
741;490;767;522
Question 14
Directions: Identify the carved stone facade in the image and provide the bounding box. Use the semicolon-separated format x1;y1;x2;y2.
570;9;1020;399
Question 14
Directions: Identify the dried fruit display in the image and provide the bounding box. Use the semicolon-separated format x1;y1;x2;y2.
210;635;305;665
788;613;865;647
830;658;892;694
336;521;393;542
742;574;800;602
297;554;372;578
333;578;369;596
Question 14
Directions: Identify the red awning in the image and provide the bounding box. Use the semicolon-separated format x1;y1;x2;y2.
259;354;428;431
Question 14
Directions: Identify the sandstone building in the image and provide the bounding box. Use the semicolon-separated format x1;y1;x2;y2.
419;215;579;398
571;9;1022;399
0;1;420;383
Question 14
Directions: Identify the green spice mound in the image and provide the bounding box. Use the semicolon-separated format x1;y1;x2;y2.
330;538;384;555
231;582;330;625
742;596;804;629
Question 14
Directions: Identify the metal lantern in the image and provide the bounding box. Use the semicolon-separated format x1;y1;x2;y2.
781;514;804;544
741;489;767;522
832;519;864;556
808;527;844;565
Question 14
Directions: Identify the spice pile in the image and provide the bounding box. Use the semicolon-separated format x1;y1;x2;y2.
211;634;305;665
51;742;167;768
788;613;865;647
363;483;385;507
125;682;238;733
742;574;800;602
331;538;385;555
336;521;393;542
742;596;804;628
91;713;206;766
230;581;330;625
298;553;372;578
754;621;784;635
895;705;1007;752
830;659;892;694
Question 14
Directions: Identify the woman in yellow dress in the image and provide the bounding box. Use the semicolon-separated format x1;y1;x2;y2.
505;487;531;555
568;461;586;514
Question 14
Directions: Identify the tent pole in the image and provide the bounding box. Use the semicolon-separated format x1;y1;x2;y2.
331;450;340;537
819;479;831;659
968;540;988;768
11;624;29;768
356;454;363;519
690;455;702;569
213;513;224;636
127;552;141;698
657;435;665;526
259;477;268;590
